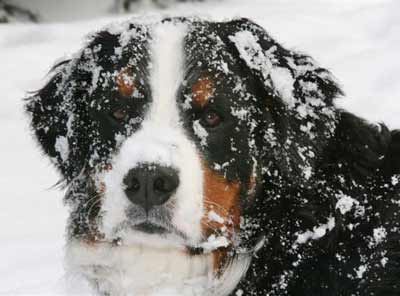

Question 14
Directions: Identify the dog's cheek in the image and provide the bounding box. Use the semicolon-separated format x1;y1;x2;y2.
98;165;131;239
200;162;242;271
66;174;108;243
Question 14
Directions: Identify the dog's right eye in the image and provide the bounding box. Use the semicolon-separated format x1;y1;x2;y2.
111;107;128;121
201;109;223;128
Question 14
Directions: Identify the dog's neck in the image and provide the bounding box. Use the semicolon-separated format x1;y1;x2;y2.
65;241;252;296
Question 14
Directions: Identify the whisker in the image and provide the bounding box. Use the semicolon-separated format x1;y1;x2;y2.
82;194;102;208
200;220;235;238
85;199;103;237
203;199;229;215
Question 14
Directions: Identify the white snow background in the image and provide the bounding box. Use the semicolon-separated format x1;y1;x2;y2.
0;0;399;294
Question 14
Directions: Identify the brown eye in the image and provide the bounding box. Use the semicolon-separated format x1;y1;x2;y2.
112;108;128;121
202;110;222;128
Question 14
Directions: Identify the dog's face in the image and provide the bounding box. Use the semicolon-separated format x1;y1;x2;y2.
97;20;261;247
26;17;342;278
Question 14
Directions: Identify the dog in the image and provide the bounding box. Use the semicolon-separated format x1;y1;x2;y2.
25;17;400;295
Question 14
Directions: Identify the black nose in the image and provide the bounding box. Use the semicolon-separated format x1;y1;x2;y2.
123;164;179;211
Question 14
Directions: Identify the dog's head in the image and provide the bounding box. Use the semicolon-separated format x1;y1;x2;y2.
26;17;342;272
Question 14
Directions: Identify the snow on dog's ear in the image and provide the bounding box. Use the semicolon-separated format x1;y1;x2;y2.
224;18;344;182
25;59;78;180
225;18;343;107
25;30;123;182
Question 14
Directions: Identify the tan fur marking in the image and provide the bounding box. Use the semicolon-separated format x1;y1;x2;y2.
213;248;230;277
117;68;136;97
191;76;215;108
201;163;241;272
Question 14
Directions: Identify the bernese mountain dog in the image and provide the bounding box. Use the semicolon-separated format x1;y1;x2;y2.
25;17;400;295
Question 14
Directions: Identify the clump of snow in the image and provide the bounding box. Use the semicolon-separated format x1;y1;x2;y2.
294;217;335;245
301;165;312;180
182;94;193;110
199;234;230;252
54;136;70;162
335;191;366;219
229;30;295;106
213;161;230;171
208;210;225;224
299;122;315;136
193;119;208;147
355;265;367;279
371;227;387;246
335;193;358;215
230;107;249;121
235;289;244;296
381;256;388;267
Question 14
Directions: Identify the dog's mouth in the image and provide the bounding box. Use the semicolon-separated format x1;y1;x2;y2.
127;218;185;237
105;208;238;253
133;221;168;234
107;219;235;254
106;217;190;249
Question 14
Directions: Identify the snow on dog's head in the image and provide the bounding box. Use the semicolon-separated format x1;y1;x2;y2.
25;16;343;295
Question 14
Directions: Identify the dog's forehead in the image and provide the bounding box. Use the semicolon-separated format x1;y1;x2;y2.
120;20;236;79
113;20;241;105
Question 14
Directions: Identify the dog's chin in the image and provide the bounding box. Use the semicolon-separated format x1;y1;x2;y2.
108;222;192;251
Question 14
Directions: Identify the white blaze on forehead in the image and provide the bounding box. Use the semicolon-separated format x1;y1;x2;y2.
100;22;204;246
148;22;187;126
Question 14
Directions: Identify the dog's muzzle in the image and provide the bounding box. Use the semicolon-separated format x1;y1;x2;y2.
122;163;180;234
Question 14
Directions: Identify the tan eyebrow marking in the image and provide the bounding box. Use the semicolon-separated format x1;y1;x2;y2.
191;76;215;108
116;68;136;97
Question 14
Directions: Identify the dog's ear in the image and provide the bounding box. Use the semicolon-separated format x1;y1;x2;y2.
222;18;344;182
25;29;139;182
224;18;343;106
25;60;77;180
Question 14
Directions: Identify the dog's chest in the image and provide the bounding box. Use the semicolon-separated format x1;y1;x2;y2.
66;242;214;295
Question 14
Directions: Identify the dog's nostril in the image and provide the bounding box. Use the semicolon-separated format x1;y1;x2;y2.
153;177;166;193
126;177;140;192
153;168;179;195
153;177;177;194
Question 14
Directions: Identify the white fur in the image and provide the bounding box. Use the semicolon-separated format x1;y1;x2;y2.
65;241;252;296
99;22;204;246
66;241;214;296
146;23;204;244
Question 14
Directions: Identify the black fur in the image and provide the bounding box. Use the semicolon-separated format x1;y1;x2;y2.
25;17;400;295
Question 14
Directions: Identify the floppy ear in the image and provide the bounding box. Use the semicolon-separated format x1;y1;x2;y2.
224;18;343;182
25;29;141;182
25;60;77;180
25;42;107;182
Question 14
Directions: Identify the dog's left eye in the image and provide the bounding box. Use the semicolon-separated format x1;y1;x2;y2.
111;107;128;121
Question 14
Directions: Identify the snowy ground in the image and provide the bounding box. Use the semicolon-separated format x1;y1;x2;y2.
0;0;399;294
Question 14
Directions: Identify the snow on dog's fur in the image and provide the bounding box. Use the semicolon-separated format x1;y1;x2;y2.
26;17;400;295
100;23;205;247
